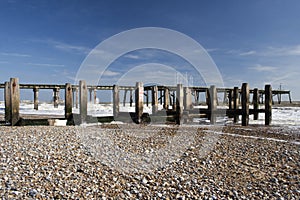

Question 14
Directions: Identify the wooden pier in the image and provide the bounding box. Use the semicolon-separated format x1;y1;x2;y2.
0;78;293;126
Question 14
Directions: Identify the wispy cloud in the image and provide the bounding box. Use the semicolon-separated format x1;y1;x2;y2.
206;48;219;53
53;41;90;54
26;62;65;67
266;45;300;56
123;54;140;59
239;50;256;56
249;64;277;72
0;52;31;57
102;70;120;76
33;39;91;54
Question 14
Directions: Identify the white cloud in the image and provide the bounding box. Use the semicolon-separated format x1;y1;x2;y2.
123;54;140;59
102;70;120;76
53;42;90;54
27;62;65;67
266;45;300;56
0;52;31;57
34;39;91;54
206;48;219;53
239;50;256;56
249;64;277;72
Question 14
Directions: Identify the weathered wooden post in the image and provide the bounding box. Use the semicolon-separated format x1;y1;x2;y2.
241;83;250;126
152;85;158;114
53;88;60;108
159;90;163;105
253;88;259;120
130;89;133;107
123;90;127;107
10;78;20;126
205;89;210;106
228;89;234;110
4;81;11;124
172;90;176;111
113;85;119;119
146;89;149;107
93;88;97;104
79;80;87;124
208;85;217;124
176;84;184;125
163;87;169;110
33;87;39;110
183;87;192;110
135;82;144;123
89;88;93;103
72;87;79;108
233;87;239;123
265;85;272;125
65;83;73;123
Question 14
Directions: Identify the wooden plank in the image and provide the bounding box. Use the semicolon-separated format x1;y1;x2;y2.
65;83;73;123
79;80;87;124
135;82;144;123
123;89;127;107
94;89;97;104
253;88;259;120
183;87;192;110
208;85;217;124
241;83;249;126
176;84;183;125
10;78;20;126
4;81;11;123
233;87;239;123
164;88;169;110
265;84;272;125
53;88;59;108
152;85;158;114
33;87;39;110
113;85;119;119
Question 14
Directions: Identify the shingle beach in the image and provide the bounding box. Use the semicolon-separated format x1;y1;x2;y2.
0;125;299;199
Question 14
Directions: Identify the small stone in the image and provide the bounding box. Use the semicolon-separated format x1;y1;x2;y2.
29;189;38;197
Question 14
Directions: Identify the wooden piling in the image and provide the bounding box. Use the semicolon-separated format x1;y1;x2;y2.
228;89;234;110
233;87;239;123
183;87;192;110
159;90;163;105
135;82;144;123
89;89;93;103
164;88;169;110
176;84;183;125
253;88;259;120
94;89;97;104
152;85;158;114
4;81;11;123
65;83;73;123
130;89;133;107
265;85;272;125
79;80;87;124
53;88;60;108
172;90;176;111
241;83;249;126
208;85;217;124
113;85;119;119
123;90;127;107
33;87;39;110
146;90;149;107
10;78;20;126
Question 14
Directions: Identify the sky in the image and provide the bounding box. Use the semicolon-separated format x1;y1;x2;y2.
0;0;300;101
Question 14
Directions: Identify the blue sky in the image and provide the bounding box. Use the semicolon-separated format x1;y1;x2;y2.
0;0;300;100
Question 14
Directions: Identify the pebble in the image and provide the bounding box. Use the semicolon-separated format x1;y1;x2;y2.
0;125;299;199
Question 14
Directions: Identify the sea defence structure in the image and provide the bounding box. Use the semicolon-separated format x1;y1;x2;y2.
0;78;293;126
